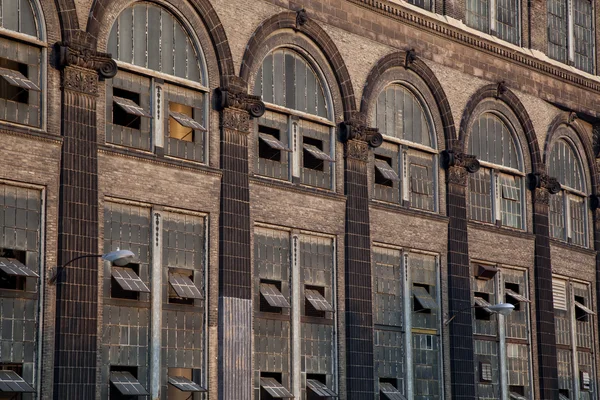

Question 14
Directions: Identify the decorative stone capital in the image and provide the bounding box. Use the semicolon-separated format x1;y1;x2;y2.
339;118;382;161
215;83;265;118
56;42;117;79
220;107;251;132
441;149;480;186
527;172;561;205
62;67;99;95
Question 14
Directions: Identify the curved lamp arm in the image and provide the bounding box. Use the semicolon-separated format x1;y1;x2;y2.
48;249;135;285
444;303;515;326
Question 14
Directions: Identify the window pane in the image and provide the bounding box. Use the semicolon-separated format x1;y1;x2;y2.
548;0;568;63
374;85;433;148
300;119;332;189
256;111;289;181
165;84;206;162
569;195;586;246
475;340;501;399
500;174;522;229
469;168;493;223
496;0;519;44
373;247;403;327
466;0;490;34
407;0;432;10
557;348;574;395
550;193;565;240
470;113;520;169
573;0;594;73
108;3;204;83
506;343;531;395
549;137;585;192
408;150;435;212
373;145;400;204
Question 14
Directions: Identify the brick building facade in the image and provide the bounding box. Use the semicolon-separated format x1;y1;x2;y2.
0;0;600;399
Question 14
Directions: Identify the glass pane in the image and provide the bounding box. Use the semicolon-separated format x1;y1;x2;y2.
573;0;594;73
133;4;147;68
18;0;37;37
500;174;522;228
117;7;133;64
496;0;519;44
469;168;493;223
549;193;565;240
569;196;586;246
147;6;161;72
549;137;585;192
548;0;568;63
469;113;520;170
466;0;490;34
284;53;295;110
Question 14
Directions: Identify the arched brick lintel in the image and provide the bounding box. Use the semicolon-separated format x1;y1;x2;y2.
85;0;235;81
54;0;80;39
458;84;543;172
360;51;457;149
545;113;600;195
239;11;357;120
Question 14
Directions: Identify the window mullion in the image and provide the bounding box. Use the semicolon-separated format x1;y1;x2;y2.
565;193;572;242
403;252;414;399
493;171;501;223
568;0;575;63
149;209;163;398
291;233;301;397
291;117;300;180
497;271;509;400
568;282;581;397
402;147;409;203
490;0;498;34
152;79;163;150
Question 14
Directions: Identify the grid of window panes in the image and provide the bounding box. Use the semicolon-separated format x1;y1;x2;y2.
469;168;494;223
373;145;400;204
549;138;587;246
162;212;205;284
466;0;491;34
256;111;290;181
408;150;435;212
500;174;522;228
548;0;569;63
106;2;208;163
468;113;523;228
300;119;333;189
573;0;594;73
496;0;519;44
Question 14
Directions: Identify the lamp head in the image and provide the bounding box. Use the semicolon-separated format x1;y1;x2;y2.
102;249;136;266
487;302;515;316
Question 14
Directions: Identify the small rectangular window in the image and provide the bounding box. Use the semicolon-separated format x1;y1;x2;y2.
259;125;291;161
303;137;330;171
109;366;148;399
113;88;143;130
379;378;403;399
168;268;202;305
474;292;493;320
111;264;149;300
0;364;34;397
304;286;333;318
306;374;337;398
574;295;594;322
0;249;29;291
169;103;199;142
259;280;290;312
0;59;34;105
260;372;293;399
509;386;527;400
505;282;528;311
375;156;398;187
413;284;436;313
168;368;206;396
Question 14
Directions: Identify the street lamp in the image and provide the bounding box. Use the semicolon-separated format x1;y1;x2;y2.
49;249;135;284
444;302;515;325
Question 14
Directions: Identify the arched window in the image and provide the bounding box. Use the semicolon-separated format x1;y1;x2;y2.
253;48;335;190
106;3;208;162
548;136;587;246
372;84;437;212
468;113;524;229
0;0;43;128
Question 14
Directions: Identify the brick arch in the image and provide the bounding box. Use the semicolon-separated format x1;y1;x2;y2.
360;51;456;149
545;113;599;194
458;84;543;172
54;0;80;38
239;11;357;120
85;0;235;81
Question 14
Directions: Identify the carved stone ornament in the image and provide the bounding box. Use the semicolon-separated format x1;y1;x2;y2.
590;195;600;211
56;42;118;79
62;67;99;95
496;81;507;98
593;123;600;158
221;107;251;132
215;87;265;118
345;139;369;162
404;49;417;67
568;111;578;125
339;119;383;148
296;9;309;29
527;172;561;194
441;149;480;173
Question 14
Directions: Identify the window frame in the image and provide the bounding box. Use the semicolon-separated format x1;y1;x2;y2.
105;2;210;163
471;263;534;400
465;0;522;45
253;47;336;191
547;0;596;73
468;111;526;230
372;82;439;213
372;245;443;399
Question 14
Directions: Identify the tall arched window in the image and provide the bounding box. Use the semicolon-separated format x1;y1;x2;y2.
106;3;208;162
373;84;438;212
253;48;335;190
548;136;588;246
0;0;43;128
468;113;524;229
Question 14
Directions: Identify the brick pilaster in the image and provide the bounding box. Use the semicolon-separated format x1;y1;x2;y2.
216;78;264;400
341;121;382;399
530;173;561;400
443;149;480;400
53;39;117;398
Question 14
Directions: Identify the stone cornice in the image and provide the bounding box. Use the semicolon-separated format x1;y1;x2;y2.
348;0;600;95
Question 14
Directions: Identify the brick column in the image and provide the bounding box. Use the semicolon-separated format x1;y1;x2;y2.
53;39;117;398
529;173;561;400
340;119;382;399
442;149;480;400
215;78;264;400
529;0;548;54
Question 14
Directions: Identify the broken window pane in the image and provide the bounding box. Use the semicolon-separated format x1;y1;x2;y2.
165;84;206;162
500;174;522;229
300;119;333;189
469;168;493;223
408;151;435;212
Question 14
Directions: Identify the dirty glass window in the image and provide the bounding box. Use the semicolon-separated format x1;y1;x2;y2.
472;265;532;399
0;0;43;129
468;113;524;229
373;84;438;212
106;2;208;162
254;49;335;189
553;278;596;399
547;0;594;73
466;0;520;44
548;137;588;247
